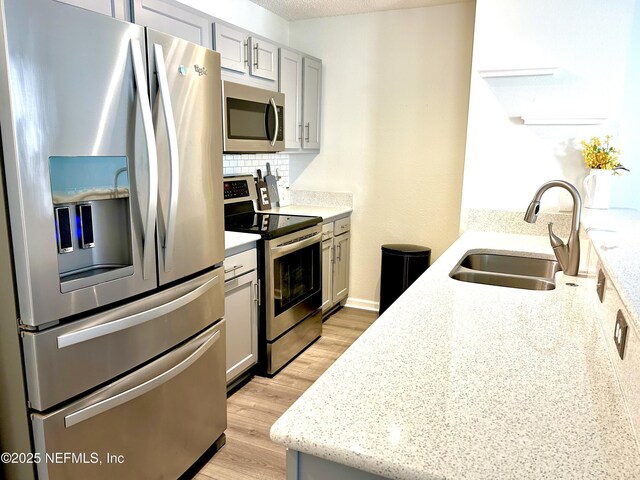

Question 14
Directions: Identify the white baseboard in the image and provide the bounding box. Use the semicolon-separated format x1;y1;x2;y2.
344;297;379;312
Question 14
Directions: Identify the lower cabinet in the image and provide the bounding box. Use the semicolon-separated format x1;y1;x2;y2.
224;250;258;387
322;215;351;315
332;230;350;305
321;236;333;312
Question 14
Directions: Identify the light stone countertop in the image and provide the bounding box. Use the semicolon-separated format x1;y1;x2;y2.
270;231;640;479
224;231;261;257
263;204;352;223
581;208;640;331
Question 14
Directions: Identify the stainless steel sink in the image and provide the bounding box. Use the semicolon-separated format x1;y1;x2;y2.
459;253;561;278
450;251;561;291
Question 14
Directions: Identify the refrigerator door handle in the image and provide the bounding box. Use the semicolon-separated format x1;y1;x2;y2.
63;328;221;428
154;43;180;273
56;273;220;348
131;39;158;281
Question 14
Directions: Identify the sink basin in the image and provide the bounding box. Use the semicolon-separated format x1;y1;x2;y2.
450;251;560;291
459;253;561;278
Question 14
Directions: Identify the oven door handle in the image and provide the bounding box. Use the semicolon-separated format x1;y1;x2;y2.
271;231;321;258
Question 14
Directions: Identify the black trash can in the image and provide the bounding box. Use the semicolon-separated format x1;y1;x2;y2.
379;244;431;315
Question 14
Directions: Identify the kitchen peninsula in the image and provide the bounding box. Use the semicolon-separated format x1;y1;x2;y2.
271;222;640;479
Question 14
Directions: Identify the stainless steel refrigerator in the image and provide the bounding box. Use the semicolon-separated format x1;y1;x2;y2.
0;0;226;478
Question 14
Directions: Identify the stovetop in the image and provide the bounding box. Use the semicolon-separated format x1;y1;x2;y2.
223;174;321;239
225;211;322;239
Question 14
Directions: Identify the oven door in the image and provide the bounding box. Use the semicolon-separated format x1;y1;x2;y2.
222;81;284;153
265;226;322;340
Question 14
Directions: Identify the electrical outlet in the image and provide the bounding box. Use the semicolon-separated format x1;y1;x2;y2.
596;269;606;303
614;310;628;360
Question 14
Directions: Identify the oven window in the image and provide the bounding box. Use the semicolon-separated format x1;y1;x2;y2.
273;243;320;316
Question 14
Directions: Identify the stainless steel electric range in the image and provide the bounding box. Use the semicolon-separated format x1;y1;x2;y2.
223;175;323;375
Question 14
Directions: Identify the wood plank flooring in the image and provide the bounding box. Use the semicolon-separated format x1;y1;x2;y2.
194;307;378;480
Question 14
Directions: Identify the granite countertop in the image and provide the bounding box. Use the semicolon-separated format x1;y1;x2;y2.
581;208;640;331
264;204;352;223
224;231;261;257
270;231;640;479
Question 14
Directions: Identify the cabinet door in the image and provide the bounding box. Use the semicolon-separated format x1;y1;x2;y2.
279;48;303;150
131;0;212;47
332;232;350;304
302;57;322;149
249;37;278;81
224;270;258;385
214;23;248;73
54;0;129;20
321;239;333;312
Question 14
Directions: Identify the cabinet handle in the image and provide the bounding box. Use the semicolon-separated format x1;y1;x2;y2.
255;280;261;306
243;41;249;67
298;124;303;142
224;264;243;274
305;122;310;142
253;42;259;69
336;244;342;262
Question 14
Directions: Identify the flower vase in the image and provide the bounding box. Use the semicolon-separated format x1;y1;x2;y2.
583;169;613;209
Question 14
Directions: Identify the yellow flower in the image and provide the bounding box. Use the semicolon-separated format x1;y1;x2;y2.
580;135;627;172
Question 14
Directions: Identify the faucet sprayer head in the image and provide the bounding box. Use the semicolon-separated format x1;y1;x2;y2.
524;200;540;223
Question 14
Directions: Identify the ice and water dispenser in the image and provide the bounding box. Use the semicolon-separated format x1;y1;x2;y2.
49;156;133;292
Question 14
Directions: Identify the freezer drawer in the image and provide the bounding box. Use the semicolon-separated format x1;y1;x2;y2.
23;267;223;411
32;321;227;480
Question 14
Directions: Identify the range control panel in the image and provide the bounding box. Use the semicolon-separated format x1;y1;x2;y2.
223;175;257;204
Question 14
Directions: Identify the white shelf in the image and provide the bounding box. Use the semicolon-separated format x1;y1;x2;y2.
520;116;606;125
478;67;558;78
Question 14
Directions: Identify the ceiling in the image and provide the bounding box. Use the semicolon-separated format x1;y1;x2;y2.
248;0;471;21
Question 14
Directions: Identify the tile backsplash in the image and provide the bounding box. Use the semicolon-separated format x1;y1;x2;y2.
223;153;289;186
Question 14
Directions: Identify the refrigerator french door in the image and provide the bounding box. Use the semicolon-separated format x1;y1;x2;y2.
0;0;226;478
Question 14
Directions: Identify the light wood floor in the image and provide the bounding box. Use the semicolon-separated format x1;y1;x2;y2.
194;307;378;480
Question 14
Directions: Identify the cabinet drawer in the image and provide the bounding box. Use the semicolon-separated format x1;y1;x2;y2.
334;216;351;235
32;322;226;480
224;248;257;281
322;222;334;240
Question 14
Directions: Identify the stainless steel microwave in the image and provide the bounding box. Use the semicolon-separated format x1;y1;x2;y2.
222;81;284;153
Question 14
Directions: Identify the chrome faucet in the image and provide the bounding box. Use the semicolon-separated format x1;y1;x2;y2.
524;180;582;276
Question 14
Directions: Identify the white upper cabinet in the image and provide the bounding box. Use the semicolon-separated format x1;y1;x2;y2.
214;23;247;73
131;0;212;47
279;48;303;149
302;57;322;150
55;0;130;20
214;23;279;88
279;49;322;151
249;37;278;81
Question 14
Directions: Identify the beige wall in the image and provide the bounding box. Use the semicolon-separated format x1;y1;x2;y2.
289;4;476;308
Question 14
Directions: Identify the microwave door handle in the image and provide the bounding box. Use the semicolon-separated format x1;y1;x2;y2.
131;39;158;280
269;97;278;147
154;43;180;273
63;328;221;428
